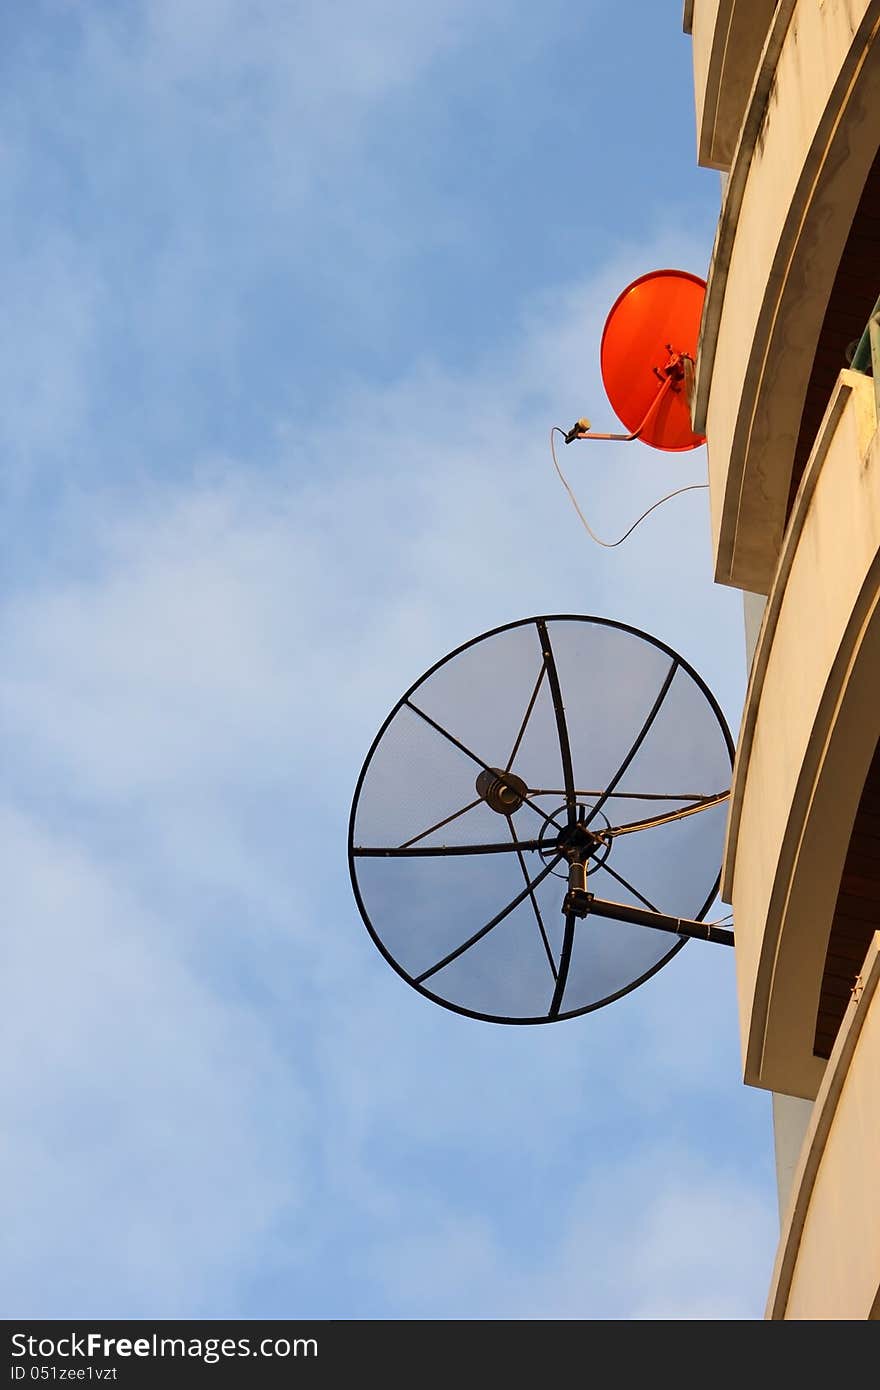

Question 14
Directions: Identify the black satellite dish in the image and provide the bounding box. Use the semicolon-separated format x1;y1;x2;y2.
349;615;735;1025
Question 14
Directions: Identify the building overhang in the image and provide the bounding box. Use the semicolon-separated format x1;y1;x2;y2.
687;1;776;171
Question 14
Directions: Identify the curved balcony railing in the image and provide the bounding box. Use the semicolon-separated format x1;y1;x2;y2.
722;367;880;1098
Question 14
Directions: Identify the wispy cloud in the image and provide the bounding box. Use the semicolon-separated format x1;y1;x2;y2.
1;1;772;1320
366;1149;776;1319
0;806;308;1318
1;246;765;1317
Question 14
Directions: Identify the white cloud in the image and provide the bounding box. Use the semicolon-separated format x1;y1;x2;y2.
366;1149;776;1319
0;806;307;1317
0;0;511;486
0;217;770;1317
0;231;102;486
2;221;734;788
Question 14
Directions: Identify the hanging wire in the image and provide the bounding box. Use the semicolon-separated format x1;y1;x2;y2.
545;423;730;934
550;426;708;547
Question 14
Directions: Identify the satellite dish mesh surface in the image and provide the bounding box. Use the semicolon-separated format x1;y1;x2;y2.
349;616;734;1024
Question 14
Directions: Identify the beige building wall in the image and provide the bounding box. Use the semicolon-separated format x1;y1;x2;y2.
741;591;815;1221
767;937;880;1319
693;0;880;592
725;372;880;1097
685;0;880;1317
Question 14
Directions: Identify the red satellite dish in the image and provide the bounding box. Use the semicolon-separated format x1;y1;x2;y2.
598;269;707;452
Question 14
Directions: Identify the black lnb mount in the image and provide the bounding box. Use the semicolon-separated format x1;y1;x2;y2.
563;886;594;919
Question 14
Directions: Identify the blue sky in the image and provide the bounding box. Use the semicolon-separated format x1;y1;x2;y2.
1;1;779;1319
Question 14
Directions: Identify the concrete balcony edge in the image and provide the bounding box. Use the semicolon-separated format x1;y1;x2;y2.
766;933;880;1319
691;0;796;432
722;373;877;902
693;0;880;593
691;2;780;173
721;370;879;1096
